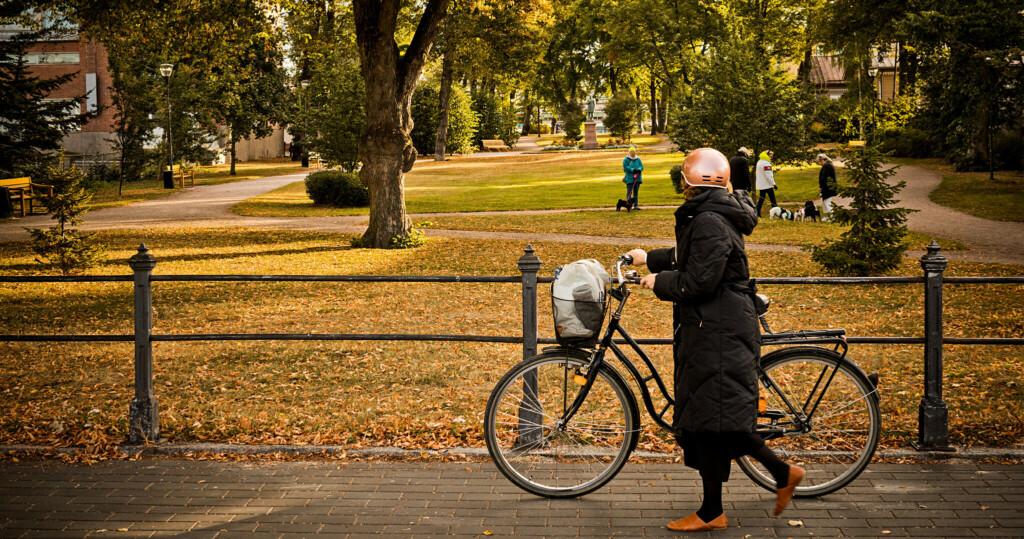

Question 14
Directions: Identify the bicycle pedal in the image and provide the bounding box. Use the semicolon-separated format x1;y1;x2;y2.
760;409;786;420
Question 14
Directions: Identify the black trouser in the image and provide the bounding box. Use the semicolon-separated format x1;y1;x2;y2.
626;182;640;208
693;432;790;522
755;187;777;216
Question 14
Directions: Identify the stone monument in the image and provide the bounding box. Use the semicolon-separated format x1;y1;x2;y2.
583;121;599;150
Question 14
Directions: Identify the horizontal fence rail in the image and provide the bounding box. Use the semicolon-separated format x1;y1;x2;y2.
0;241;1021;450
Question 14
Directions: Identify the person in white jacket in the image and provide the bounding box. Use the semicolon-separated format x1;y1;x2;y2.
754;150;778;216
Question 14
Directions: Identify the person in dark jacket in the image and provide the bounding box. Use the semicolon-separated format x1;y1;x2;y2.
728;147;752;192
626;148;804;533
817;153;838;219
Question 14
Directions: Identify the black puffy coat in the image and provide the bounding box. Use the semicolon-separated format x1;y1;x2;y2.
819;162;838;199
647;188;760;435
729;154;752;192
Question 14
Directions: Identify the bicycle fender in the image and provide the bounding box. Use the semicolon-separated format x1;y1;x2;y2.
761;346;880;403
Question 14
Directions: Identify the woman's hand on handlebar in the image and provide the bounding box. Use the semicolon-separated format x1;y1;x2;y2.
639;273;657;289
625;248;647;266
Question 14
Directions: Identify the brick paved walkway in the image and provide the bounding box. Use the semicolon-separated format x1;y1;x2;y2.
1;460;1021;538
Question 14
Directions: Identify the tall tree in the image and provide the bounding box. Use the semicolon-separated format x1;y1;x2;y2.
668;34;812;163
352;0;450;247
0;19;86;177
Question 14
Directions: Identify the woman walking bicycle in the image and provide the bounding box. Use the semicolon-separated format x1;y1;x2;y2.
626;148;803;532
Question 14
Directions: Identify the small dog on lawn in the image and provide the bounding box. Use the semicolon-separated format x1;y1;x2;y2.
799;201;821;222
769;206;795;221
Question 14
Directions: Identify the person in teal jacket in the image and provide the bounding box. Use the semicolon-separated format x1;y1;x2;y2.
620;145;644;211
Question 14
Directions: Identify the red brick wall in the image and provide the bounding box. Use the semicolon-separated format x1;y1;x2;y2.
26;35;116;133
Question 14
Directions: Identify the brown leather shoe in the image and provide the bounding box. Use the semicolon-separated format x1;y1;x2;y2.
666;512;728;532
773;465;806;516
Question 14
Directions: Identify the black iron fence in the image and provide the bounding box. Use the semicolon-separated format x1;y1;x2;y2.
1;242;1022;451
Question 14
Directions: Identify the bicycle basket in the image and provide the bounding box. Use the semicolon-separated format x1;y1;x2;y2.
551;259;610;348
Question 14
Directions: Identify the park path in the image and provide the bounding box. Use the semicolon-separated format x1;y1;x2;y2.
1;459;1022;538
1;161;1022;265
883;163;1024;260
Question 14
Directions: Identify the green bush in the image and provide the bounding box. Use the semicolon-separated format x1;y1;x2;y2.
472;92;519;148
992;129;1024;171
305;170;369;207
411;82;478;156
878;127;936;158
669;165;684;194
603;93;638;141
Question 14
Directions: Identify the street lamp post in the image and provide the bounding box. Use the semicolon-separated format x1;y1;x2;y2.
300;79;310;168
159;63;174;189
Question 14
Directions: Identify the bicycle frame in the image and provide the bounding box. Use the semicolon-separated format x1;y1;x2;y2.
558;264;858;441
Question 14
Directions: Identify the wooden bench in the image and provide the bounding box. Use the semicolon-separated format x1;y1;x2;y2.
0;177;53;217
482;139;511;151
156;164;196;188
308;153;322;169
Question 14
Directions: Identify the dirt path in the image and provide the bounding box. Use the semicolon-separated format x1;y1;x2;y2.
2;162;1021;265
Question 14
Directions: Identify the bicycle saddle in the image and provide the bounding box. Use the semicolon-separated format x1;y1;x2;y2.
754;293;770;315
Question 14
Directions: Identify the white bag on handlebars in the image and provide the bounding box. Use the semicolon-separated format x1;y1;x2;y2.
551;259;610;347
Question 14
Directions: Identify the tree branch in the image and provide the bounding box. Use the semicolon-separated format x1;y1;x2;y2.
399;0;451;96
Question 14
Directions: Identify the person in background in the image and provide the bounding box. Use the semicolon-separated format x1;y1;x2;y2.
754;149;777;216
817;153;838;220
729;147;752;192
625;148;804;533
621;145;644;211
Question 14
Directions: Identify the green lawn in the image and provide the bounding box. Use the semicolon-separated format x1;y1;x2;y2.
423;208;965;251
0;228;1020;452
89;160;306;210
234;152;832;217
892;158;1024;223
531;133;665;146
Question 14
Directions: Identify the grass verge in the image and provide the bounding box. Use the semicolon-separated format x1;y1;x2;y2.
88;160;306;210
0;228;1020;453
892;158;1024;223
422;208;965;251
233;153;832;217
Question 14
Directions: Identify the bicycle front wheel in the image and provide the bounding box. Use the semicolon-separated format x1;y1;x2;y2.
484;352;640;498
737;348;881;497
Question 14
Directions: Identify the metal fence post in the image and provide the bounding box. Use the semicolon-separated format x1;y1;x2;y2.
128;244;159;444
915;241;953;451
517;245;542;445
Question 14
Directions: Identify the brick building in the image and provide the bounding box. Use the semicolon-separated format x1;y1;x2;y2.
1;22;118;159
2;21;286;164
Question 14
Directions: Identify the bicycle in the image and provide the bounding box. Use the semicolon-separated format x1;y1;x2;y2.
484;255;881;499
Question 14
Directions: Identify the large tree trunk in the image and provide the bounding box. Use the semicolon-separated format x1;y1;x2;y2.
354;0;449;248
229;135;237;176
434;51;453;161
359;54;413;247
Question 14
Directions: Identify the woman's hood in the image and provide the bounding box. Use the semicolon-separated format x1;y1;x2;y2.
679;189;758;235
758;151;771;162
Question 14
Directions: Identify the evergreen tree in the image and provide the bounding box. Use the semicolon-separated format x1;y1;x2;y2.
811;146;914;276
0;29;85;177
28;160;102;275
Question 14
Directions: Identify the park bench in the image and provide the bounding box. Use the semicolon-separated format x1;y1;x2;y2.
156;164;196;188
0;177;53;217
482;139;511;151
308;152;322;169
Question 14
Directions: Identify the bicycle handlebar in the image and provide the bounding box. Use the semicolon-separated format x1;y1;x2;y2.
613;255;641;285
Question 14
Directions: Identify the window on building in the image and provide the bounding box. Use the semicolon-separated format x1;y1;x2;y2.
24;52;80;65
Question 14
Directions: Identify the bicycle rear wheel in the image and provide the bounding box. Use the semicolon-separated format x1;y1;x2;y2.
484;352;640;498
737;348;880;497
